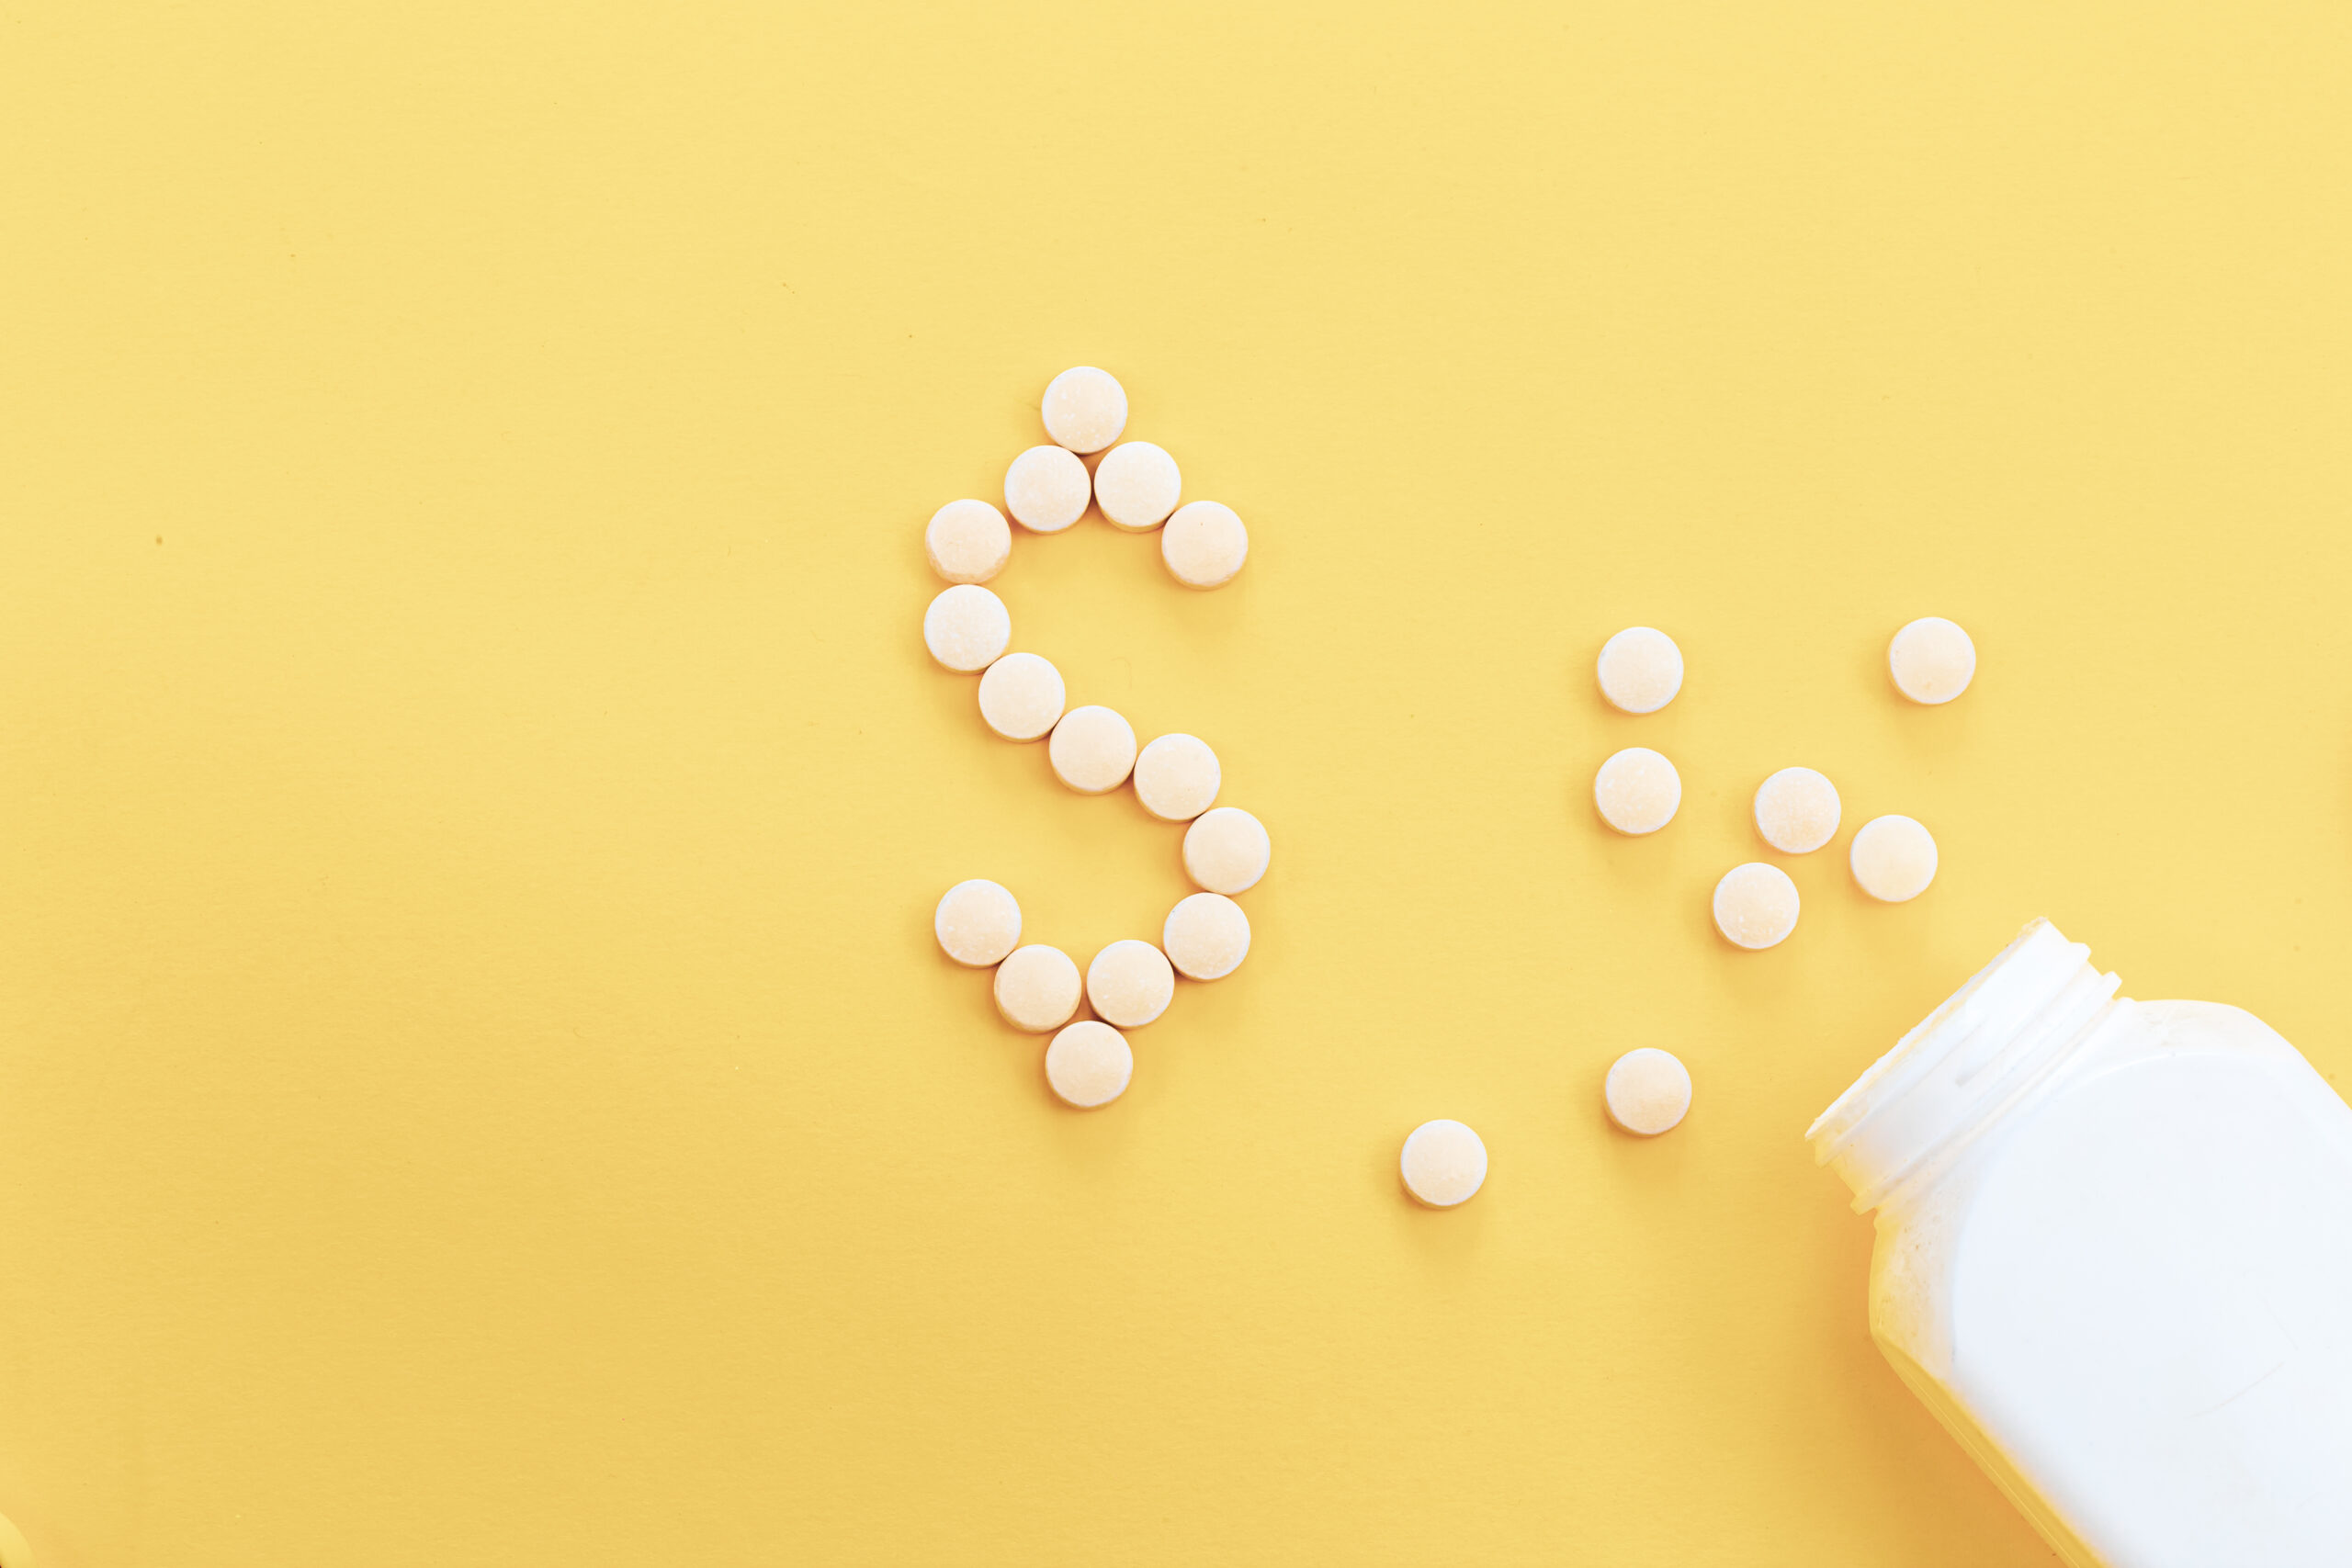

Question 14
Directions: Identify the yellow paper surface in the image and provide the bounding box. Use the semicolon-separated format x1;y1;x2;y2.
4;3;2349;1562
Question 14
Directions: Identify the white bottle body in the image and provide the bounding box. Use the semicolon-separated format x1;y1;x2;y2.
1813;923;2352;1567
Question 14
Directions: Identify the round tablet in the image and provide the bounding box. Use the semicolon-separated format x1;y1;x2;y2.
1713;863;1800;949
934;878;1021;967
1604;1048;1692;1136
993;944;1083;1032
1163;892;1250;980
1889;616;1976;705
1753;767;1841;854
922;583;1011;673
1041;367;1127;454
1593;748;1680;835
1048;705;1137;794
977;652;1066;741
1003;445;1091;533
1182;807;1270;895
1092;441;1182;531
923;499;1012;584
1133;733;1220;821
1596;627;1683;714
1161;501;1249;589
1045;1020;1133;1108
1851;814;1939;902
1399;1120;1487;1208
1086;939;1175;1028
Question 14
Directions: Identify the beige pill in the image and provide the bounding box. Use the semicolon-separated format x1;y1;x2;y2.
1161;501;1249;589
1399;1119;1487;1208
1093;441;1182;531
1045;1020;1133;1108
923;499;1012;584
922;583;1012;673
1596;627;1683;714
1889;616;1976;705
1041;366;1127;454
1133;733;1220;821
933;878;1021;967
1003;444;1091;533
1087;939;1175;1028
1753;767;1841;854
1851;815;1938;901
1182;807;1270;895
1594;748;1680;835
1604;1048;1692;1136
1713;863;1800;949
994;943;1083;1032
1163;892;1250;980
1048;705;1137;794
978;652;1066;741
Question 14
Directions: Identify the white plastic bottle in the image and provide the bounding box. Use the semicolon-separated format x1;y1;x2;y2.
1808;919;2352;1567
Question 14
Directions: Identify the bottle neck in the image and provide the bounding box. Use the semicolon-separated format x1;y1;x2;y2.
1808;919;2120;1213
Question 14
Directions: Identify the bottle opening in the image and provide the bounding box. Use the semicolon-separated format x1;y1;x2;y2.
1808;919;2120;1212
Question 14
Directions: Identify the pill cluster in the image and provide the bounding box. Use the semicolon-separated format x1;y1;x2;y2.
925;368;1265;1110
1567;615;1977;1145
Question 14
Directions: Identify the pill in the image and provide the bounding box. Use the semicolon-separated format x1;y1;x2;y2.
1889;616;1976;705
1604;1048;1693;1136
978;652;1066;741
933;878;1021;967
1092;441;1182;531
923;583;1012;673
1596;627;1684;714
1593;748;1681;835
1045;1020;1133;1108
1851;814;1938;901
1182;807;1270;894
1163;892;1250;980
1087;939;1175;1028
923;499;1012;584
1399;1119;1487;1207
1713;862;1800;949
994;944;1083;1032
1161;501;1249;589
1753;767;1841;853
1003;445;1091;533
1041;367;1127;454
1048;705;1137;794
1133;733;1221;821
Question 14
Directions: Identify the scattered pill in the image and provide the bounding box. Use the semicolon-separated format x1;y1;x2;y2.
1182;807;1270;894
1163;892;1250;980
1087;939;1175;1028
1399;1119;1487;1207
1133;733;1221;821
1605;1048;1693;1135
994;944;1083;1032
1889;617;1976;705
1092;441;1182;531
923;499;1012;584
922;584;1012;673
1045;1020;1133;1108
933;879;1022;967
1003;445;1091;533
978;651;1066;741
1713;862;1800;949
1161;501;1249;588
1851;814;1939;901
1041;367;1127;454
1594;748;1681;835
1048;705;1138;794
1753;767;1841;853
1596;627;1684;714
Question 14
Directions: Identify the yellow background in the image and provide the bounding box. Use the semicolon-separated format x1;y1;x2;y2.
4;3;2349;1563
